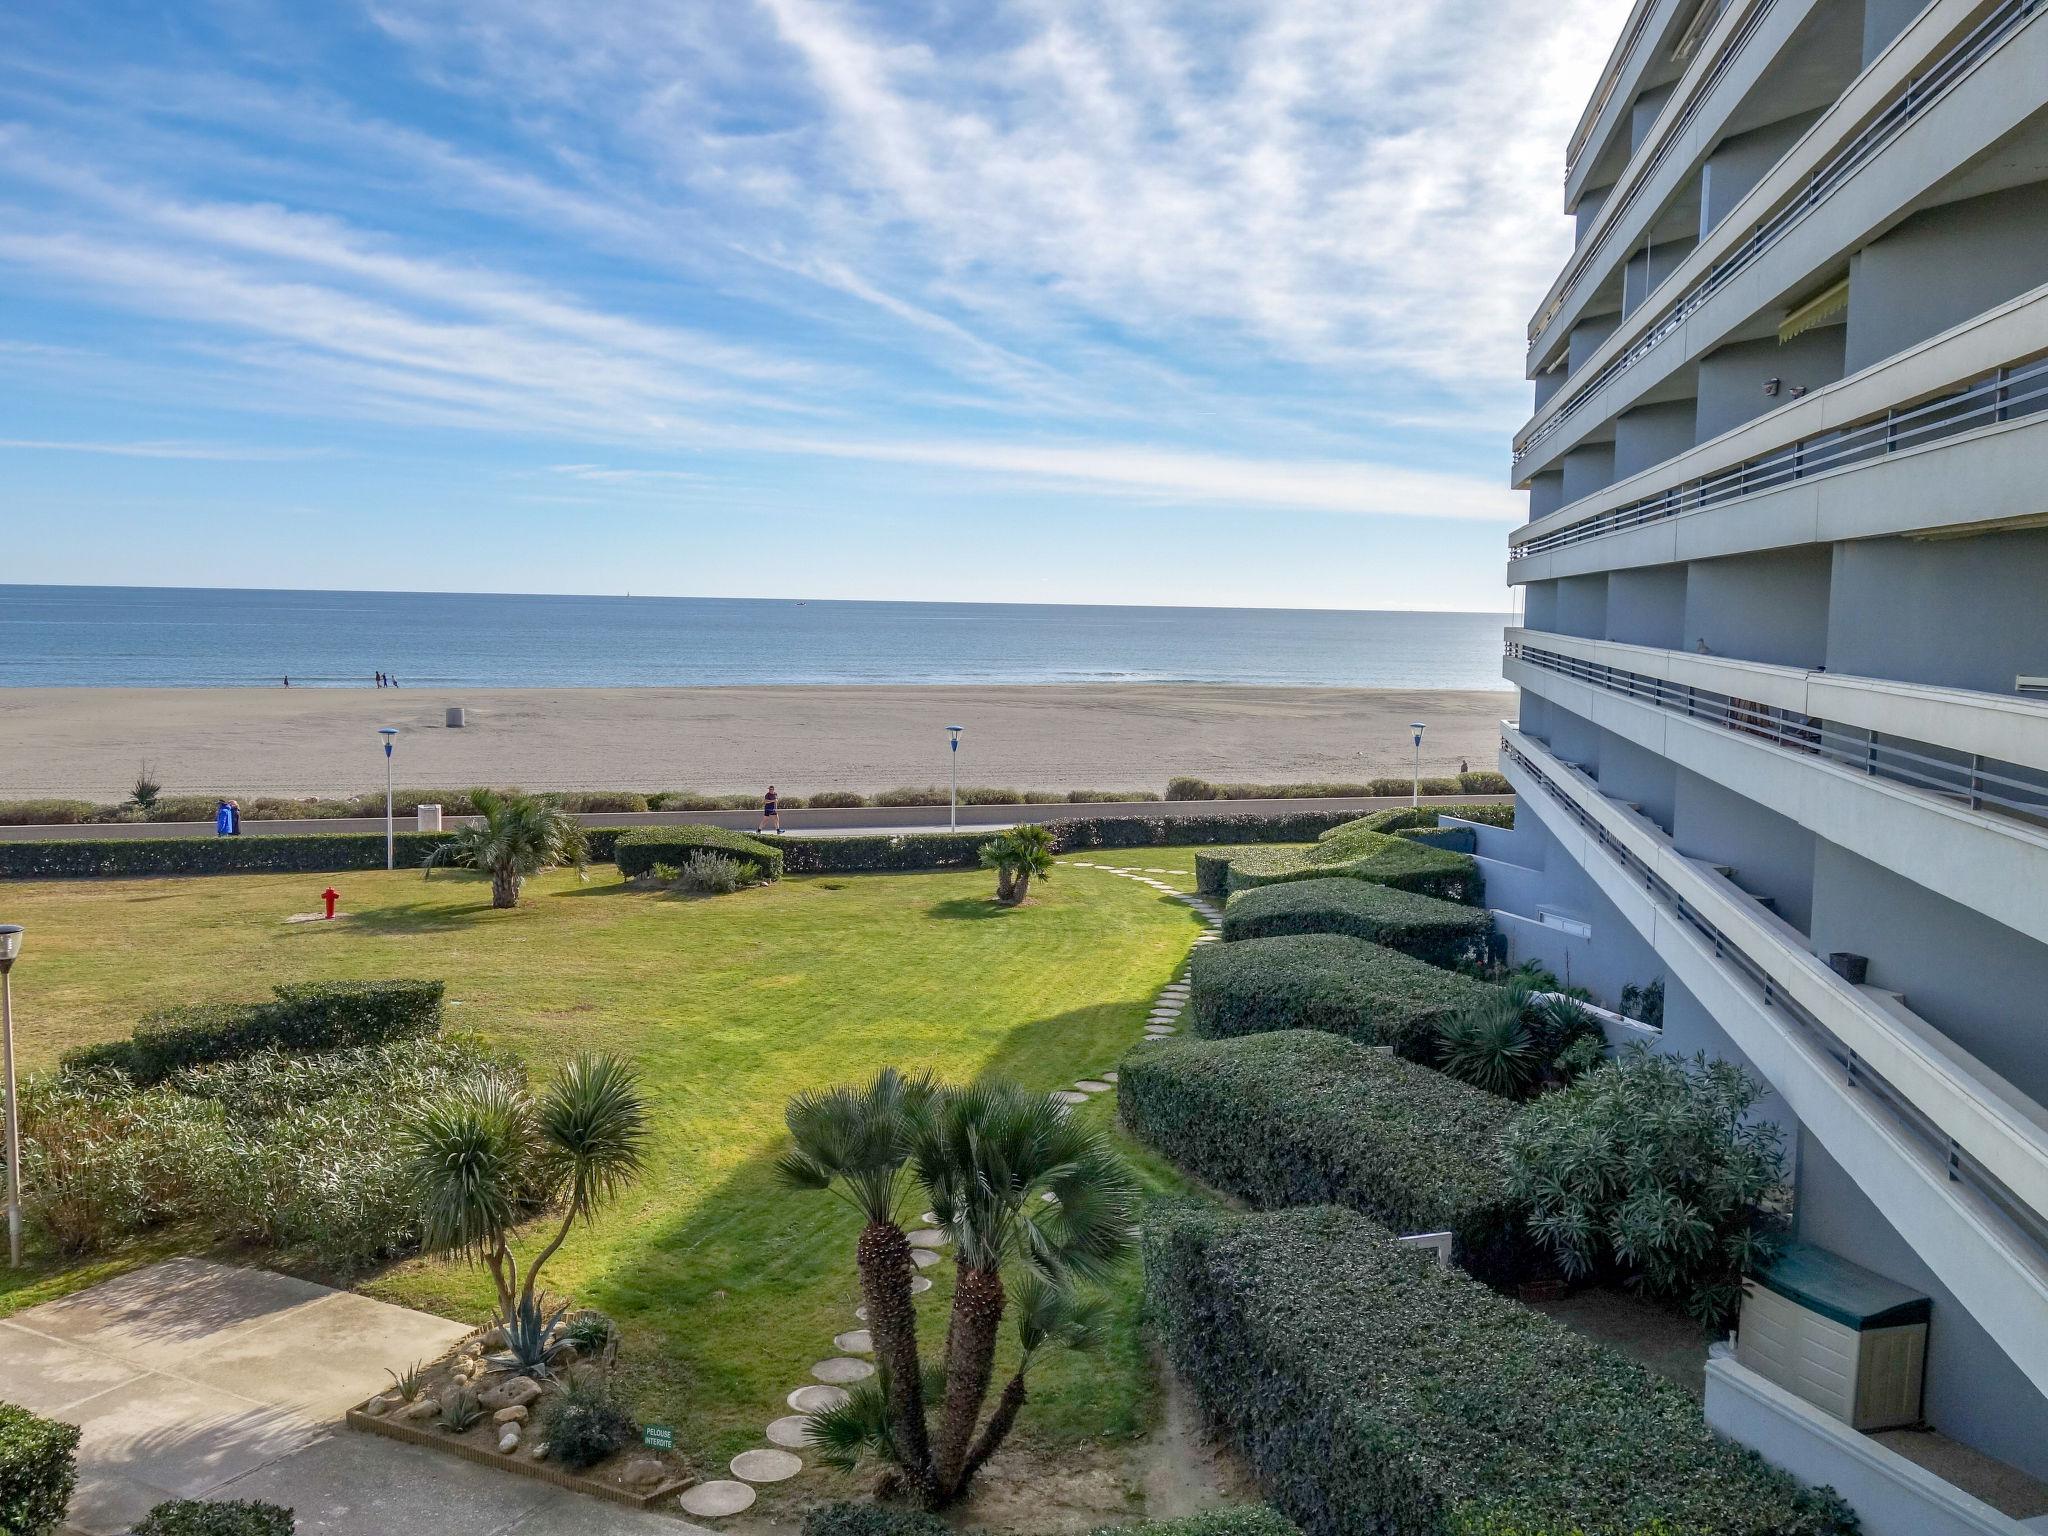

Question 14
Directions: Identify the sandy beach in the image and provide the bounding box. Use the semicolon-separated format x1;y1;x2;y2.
0;685;1516;801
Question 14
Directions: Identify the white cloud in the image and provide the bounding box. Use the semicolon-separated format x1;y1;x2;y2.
0;438;324;460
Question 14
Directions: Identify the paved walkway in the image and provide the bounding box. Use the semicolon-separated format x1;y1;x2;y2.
0;1258;705;1535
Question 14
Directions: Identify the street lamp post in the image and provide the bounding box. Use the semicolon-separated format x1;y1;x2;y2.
379;728;399;870
1410;722;1427;809
1;924;23;1268
947;725;964;831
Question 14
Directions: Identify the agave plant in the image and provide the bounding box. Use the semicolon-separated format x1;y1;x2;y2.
422;786;589;908
436;1386;486;1432
384;1359;427;1403
487;1293;575;1379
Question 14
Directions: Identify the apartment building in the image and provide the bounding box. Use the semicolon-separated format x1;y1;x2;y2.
1480;1;2048;1530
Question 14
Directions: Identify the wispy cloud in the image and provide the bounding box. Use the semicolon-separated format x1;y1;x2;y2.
0;438;326;461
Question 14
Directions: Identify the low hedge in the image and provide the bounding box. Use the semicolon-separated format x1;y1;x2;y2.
1317;803;1514;841
1118;1032;1526;1281
1145;1202;1857;1536
1224;830;1482;904
615;826;784;881
803;1505;1294;1536
0;1401;81;1536
61;980;443;1083
131;1500;296;1535
1220;878;1493;968
1188;935;1500;1058
0;828;634;880
779;830;993;874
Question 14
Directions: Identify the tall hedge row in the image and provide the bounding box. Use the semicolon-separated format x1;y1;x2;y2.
60;980;444;1082
1219;878;1493;968
1144;1202;1857;1536
0;1401;81;1536
1188;934;1500;1058
1118;1032;1527;1282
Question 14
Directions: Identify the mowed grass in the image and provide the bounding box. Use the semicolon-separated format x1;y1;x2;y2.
0;855;1211;1480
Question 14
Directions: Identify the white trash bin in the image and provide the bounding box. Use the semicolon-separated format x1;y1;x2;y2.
417;804;443;832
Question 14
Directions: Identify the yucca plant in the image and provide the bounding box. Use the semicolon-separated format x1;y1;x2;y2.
436;1386;485;1432
1434;989;1541;1099
487;1293;575;1379
977;823;1055;905
385;1360;427;1402
423;786;588;908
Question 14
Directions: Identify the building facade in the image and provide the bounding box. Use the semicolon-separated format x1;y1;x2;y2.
1487;1;2048;1530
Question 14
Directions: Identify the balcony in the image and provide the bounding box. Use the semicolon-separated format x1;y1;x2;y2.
1515;0;2047;476
1499;722;2048;1394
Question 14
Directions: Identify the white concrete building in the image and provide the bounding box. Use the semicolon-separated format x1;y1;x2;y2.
1490;1;2048;1530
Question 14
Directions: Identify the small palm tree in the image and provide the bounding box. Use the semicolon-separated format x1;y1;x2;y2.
424;786;588;908
404;1051;650;1326
978;823;1055;905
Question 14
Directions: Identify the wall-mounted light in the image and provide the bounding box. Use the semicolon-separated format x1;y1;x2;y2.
1763;378;1782;397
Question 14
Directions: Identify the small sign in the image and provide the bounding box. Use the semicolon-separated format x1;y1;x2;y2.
642;1425;676;1451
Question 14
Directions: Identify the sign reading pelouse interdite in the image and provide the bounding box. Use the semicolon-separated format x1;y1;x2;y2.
643;1425;676;1451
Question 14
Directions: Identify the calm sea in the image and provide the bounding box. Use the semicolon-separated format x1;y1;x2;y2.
0;586;1513;691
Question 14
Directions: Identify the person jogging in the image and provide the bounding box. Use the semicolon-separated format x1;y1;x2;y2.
758;785;781;834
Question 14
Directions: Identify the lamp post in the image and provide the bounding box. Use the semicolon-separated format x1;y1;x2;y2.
379;728;399;870
1410;722;1427;809
1;924;23;1268
947;725;964;831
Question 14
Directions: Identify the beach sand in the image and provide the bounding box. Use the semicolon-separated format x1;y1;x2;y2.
0;685;1517;801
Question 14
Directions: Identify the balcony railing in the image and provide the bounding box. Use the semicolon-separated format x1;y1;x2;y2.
1507;638;2048;824
1514;354;2048;560
1535;0;1780;349
1502;728;2048;1274
1516;0;2043;467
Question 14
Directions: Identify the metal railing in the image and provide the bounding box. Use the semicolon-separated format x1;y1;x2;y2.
1566;0;1664;177
1503;730;2048;1270
1536;0;1780;348
1507;639;2048;824
1513;353;2048;558
1517;0;2043;466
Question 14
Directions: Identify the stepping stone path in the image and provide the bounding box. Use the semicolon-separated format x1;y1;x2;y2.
680;1481;758;1517
787;1384;849;1413
833;1329;874;1353
1074;1079;1112;1093
911;1248;942;1269
906;1228;947;1249
1053;1089;1090;1105
813;1356;876;1384
731;1448;804;1483
766;1414;814;1448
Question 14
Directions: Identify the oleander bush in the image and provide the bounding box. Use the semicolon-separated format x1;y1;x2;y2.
60;980;443;1082
1188;935;1502;1058
1145;1202;1857;1536
614;826;782;882
1223;831;1482;904
1118;1032;1528;1281
1221;878;1494;968
130;1499;296;1535
0;1402;81;1536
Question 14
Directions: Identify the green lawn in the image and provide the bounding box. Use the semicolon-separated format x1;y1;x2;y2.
0;851;1219;1495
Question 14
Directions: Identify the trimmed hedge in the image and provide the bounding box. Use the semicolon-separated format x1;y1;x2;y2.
779;830;993;874
1188;935;1500;1058
1094;1513;1300;1536
1317;803;1514;841
0;829;637;881
1118;1032;1526;1281
615;826;783;882
131;1500;296;1535
60;980;443;1083
1224;830;1482;904
1394;825;1476;853
0;1401;81;1536
1220;878;1493;968
1145;1202;1857;1536
803;1505;1295;1536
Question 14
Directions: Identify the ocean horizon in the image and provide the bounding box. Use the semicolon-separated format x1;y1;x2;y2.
0;585;1515;691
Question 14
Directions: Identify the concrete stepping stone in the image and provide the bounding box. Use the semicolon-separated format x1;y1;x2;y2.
732;1448;803;1483
787;1384;849;1413
906;1228;947;1249
911;1248;942;1269
1145;1028;1177;1038
680;1480;757;1517
1053;1090;1090;1105
920;1211;940;1225
1102;1070;1118;1082
812;1356;876;1384
766;1415;814;1448
834;1329;874;1353
910;1275;933;1294
1074;1080;1112;1093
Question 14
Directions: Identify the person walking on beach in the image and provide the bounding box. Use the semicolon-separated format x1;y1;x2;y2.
375;672;384;688
758;785;781;834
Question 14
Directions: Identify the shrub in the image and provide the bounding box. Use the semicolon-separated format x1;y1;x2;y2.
1188;935;1501;1058
1221;878;1493;968
614;826;782;882
872;785;949;807
554;790;650;814
1093;1511;1299;1536
1621;977;1666;1030
130;1499;296;1534
1505;1048;1787;1326
540;1374;639;1470
806;790;869;809
1145;1202;1856;1536
0;799;98;825
778;830;993;874
1194;848;1240;902
1223;831;1482;905
1459;770;1513;794
1118;1032;1526;1281
60;980;444;1083
677;852;752;894
1317;804;1515;840
0;1401;81;1536
802;1506;952;1536
1165;777;1482;802
649;792;757;811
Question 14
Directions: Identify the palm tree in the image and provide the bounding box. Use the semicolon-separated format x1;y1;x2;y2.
404;1051;650;1324
777;1068;940;1496
424;786;588;908
958;1272;1105;1485
978;823;1056;905
909;1081;1135;1503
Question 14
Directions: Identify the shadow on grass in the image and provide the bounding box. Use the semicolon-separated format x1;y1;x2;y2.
924;896;1013;921
338;894;508;934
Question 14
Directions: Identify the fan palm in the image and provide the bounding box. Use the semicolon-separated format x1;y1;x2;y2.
423;786;588;908
777;1068;940;1494
978;823;1056;905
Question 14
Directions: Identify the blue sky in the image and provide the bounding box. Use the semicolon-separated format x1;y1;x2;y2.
1;0;1629;610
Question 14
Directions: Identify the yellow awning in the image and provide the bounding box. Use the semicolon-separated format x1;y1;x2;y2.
1780;276;1850;343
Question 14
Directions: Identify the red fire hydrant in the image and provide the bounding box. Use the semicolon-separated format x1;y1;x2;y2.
322;888;340;920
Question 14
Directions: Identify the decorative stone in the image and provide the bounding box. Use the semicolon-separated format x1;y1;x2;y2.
766;1414;814;1448
909;1276;933;1294
1074;1080;1112;1093
1102;1071;1118;1082
619;1454;669;1491
498;1426;521;1454
400;1397;439;1421
731;1448;803;1483
679;1480;757;1517
493;1405;528;1424
910;1248;941;1269
362;1394;393;1418
906;1229;947;1249
833;1329;873;1353
527;1441;549;1460
786;1384;849;1413
812;1356;876;1384
479;1376;543;1411
1053;1090;1089;1105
